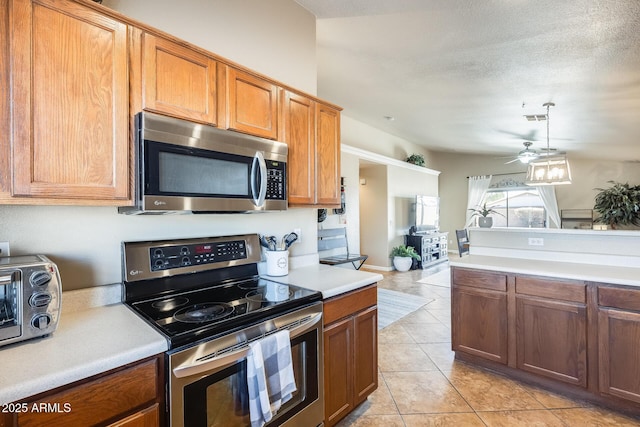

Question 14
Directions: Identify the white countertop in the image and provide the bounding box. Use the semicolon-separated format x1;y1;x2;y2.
450;255;640;288
0;302;168;405
1;263;381;404
262;264;384;299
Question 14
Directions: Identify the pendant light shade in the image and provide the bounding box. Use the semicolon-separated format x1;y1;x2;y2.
525;155;572;185
525;102;572;186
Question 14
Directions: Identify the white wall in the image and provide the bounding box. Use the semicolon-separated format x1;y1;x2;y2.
0;0;318;290
359;165;388;267
102;0;316;94
341;115;433;166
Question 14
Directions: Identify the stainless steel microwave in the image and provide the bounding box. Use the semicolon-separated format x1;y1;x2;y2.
119;112;287;214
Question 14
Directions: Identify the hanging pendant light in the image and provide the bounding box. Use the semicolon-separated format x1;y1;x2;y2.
525;102;572;186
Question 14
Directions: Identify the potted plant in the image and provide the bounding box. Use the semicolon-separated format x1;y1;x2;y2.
390;245;420;272
406;154;425;167
593;181;640;229
468;203;504;228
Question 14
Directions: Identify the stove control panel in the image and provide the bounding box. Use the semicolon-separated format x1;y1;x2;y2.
150;240;247;271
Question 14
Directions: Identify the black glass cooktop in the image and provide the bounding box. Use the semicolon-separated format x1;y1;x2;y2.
129;277;320;347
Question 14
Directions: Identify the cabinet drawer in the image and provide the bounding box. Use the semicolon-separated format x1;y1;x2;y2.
516;276;586;303
599;286;640;311
18;358;159;427
452;268;506;292
324;285;377;325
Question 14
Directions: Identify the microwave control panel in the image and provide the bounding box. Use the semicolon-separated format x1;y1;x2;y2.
265;161;286;200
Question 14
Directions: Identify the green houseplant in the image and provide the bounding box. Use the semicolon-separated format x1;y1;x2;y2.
406;154;425;167
593;181;640;229
390;245;420;272
468;203;504;228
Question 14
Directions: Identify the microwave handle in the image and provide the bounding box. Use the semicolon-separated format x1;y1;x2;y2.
172;312;322;379
251;151;267;207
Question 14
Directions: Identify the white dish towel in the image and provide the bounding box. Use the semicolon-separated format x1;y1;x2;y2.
247;329;297;427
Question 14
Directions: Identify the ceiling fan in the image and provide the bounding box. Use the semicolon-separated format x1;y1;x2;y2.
504;141;560;164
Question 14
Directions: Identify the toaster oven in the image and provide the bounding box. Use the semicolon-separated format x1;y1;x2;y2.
0;255;62;348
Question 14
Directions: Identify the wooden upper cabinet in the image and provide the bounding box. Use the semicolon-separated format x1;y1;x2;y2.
10;0;130;201
224;66;278;139
315;103;341;206
141;32;217;125
282;91;315;205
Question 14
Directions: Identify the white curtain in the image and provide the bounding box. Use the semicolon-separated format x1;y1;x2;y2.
465;175;492;228
538;186;561;228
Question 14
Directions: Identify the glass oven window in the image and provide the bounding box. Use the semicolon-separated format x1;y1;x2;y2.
0;272;19;339
183;332;317;427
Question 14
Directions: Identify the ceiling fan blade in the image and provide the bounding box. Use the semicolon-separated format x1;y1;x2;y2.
495;129;539;141
504;158;520;164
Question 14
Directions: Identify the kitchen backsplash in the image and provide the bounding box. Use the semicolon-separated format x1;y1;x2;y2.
0;205;317;291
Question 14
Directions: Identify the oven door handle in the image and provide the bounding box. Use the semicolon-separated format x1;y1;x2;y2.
172;312;322;379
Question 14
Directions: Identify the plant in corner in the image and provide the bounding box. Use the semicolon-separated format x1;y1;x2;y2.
390;245;420;272
468;202;504;228
406;154;425;167
593;181;640;229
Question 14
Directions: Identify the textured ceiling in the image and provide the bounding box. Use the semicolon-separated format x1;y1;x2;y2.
295;0;640;161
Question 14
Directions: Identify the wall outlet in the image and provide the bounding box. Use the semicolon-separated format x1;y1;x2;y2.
0;241;10;257
528;237;544;246
293;228;301;244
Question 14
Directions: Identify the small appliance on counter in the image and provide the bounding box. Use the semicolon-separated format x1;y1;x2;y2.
0;255;62;348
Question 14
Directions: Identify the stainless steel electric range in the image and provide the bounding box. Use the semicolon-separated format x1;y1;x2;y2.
122;234;324;427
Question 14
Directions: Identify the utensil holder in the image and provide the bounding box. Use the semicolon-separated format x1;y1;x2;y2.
265;250;289;276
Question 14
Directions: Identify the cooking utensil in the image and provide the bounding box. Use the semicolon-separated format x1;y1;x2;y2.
283;232;298;249
267;235;277;251
259;235;271;249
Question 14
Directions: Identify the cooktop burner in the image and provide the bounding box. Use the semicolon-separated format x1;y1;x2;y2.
173;302;234;323
122;234;322;348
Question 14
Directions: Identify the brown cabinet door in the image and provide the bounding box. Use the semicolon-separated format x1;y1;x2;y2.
452;285;508;364
315;103;340;206
599;307;640;403
353;306;378;406
17;358;158;427
141;33;218;125
282;91;315;205
107;404;159;427
225;67;278;139
10;0;130;201
516;296;587;387
323;317;354;427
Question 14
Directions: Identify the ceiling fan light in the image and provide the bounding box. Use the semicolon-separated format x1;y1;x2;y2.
525;155;572;186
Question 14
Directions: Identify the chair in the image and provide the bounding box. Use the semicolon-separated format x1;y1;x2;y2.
455;229;470;257
317;227;368;270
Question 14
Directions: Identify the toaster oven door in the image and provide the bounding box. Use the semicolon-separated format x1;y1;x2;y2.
0;271;21;343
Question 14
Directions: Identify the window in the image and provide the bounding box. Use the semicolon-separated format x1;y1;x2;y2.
481;188;547;228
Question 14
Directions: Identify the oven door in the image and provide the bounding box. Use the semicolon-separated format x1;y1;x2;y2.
0;271;21;344
168;303;324;427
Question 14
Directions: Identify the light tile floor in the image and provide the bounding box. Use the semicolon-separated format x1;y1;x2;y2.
336;262;640;426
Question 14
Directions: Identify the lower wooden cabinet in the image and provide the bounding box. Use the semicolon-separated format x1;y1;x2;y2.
7;355;163;427
323;285;378;427
515;275;588;387
107;404;159;427
452;285;508;364
516;295;587;386
452;266;640;415
598;286;640;403
452;268;508;364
